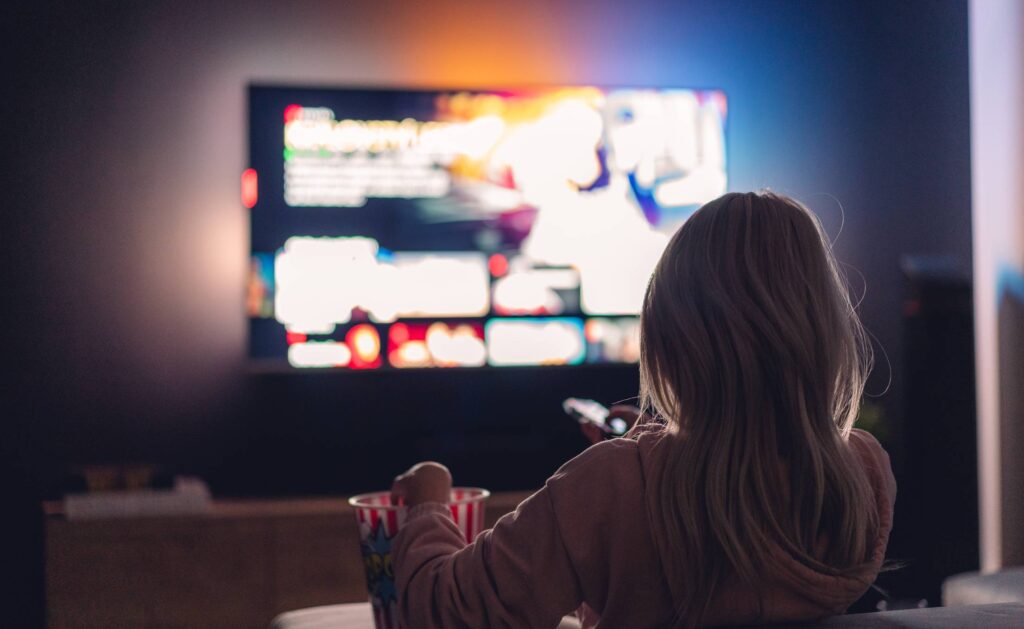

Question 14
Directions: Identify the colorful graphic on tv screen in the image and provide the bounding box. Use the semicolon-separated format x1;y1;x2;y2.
248;86;727;369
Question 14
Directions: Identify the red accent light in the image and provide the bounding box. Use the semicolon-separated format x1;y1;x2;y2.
241;168;258;209
283;104;302;123
285;331;307;345
389;323;410;345
346;324;382;369
488;253;509;277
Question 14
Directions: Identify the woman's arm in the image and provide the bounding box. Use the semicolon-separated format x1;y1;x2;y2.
392;486;584;629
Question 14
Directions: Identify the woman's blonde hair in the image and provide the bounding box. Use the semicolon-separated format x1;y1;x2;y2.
639;191;878;626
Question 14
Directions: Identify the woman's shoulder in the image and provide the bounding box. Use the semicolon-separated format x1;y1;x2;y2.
848;427;884;449
846;428;898;529
847;429;894;481
544;436;653;521
544;427;674;536
550;420;670;481
549;436;643;483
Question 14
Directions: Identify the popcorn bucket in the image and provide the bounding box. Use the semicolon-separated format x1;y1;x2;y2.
348;487;490;629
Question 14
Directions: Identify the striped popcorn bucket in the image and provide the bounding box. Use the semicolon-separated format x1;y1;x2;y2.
348;487;490;629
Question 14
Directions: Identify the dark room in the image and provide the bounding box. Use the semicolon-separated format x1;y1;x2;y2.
2;0;1022;627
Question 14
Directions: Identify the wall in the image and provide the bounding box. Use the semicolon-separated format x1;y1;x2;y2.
0;1;975;620
3;0;971;491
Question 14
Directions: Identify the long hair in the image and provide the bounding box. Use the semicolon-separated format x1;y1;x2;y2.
638;191;878;627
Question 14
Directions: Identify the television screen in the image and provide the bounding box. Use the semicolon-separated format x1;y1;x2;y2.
248;85;727;369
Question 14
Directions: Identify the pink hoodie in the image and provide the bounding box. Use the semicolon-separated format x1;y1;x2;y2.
393;428;896;628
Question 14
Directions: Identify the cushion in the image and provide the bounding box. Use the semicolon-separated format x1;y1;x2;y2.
271;602;1024;628
943;567;1024;605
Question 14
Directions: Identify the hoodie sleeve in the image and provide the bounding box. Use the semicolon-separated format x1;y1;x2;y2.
392;486;584;629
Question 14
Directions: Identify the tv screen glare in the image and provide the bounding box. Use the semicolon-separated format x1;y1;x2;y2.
248;86;727;370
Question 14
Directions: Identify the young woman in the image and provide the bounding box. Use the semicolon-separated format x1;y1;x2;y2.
390;191;896;628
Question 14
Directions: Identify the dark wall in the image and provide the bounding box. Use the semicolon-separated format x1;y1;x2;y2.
1;1;973;618
3;1;970;492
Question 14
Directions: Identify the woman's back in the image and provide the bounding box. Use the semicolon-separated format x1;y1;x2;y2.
392;425;895;627
391;191;896;627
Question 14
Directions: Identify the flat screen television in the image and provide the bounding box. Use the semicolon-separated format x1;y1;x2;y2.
248;85;727;370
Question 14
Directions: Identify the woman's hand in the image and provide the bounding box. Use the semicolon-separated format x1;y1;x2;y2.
391;461;452;507
579;405;646;445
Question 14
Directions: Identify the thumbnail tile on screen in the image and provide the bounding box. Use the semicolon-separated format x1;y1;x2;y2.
248;86;726;369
